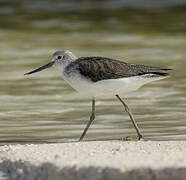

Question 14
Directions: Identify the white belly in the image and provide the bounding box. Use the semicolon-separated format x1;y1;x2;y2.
62;71;167;97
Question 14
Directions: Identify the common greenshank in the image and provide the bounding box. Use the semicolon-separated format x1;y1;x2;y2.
25;50;171;141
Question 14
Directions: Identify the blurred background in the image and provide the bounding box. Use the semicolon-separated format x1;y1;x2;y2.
0;0;186;144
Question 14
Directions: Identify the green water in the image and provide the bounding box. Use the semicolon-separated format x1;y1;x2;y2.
0;1;186;143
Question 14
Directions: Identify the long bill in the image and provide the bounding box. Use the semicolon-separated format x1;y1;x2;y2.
24;61;55;75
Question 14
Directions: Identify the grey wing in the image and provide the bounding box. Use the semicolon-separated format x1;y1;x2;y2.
129;64;171;76
77;57;171;82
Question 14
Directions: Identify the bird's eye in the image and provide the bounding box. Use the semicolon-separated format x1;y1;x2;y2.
57;56;62;60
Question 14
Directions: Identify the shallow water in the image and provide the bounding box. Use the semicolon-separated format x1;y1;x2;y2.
0;1;186;144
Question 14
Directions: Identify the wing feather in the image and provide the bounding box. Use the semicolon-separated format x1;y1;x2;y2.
66;57;171;82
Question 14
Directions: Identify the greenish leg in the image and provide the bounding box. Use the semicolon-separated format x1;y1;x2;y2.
79;98;95;141
116;94;143;140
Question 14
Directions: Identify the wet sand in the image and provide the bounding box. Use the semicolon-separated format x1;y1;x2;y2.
0;141;186;180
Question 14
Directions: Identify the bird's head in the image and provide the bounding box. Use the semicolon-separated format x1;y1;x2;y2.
24;50;77;75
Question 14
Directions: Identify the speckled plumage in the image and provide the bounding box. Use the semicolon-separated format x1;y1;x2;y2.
65;56;170;82
25;50;172;141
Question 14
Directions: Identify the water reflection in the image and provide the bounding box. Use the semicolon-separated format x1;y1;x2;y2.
0;1;186;143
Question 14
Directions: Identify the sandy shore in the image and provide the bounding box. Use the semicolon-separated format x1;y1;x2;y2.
0;141;186;180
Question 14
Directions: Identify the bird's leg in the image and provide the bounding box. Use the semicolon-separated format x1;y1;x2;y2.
79;98;95;141
116;94;143;140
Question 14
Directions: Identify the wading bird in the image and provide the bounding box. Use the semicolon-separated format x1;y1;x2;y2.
25;50;171;141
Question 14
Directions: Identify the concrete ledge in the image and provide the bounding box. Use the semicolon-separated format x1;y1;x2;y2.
0;141;186;180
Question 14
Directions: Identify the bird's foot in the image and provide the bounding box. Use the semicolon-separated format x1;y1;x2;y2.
138;134;144;141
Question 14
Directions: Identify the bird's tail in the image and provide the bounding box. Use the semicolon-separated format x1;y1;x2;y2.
142;67;172;78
